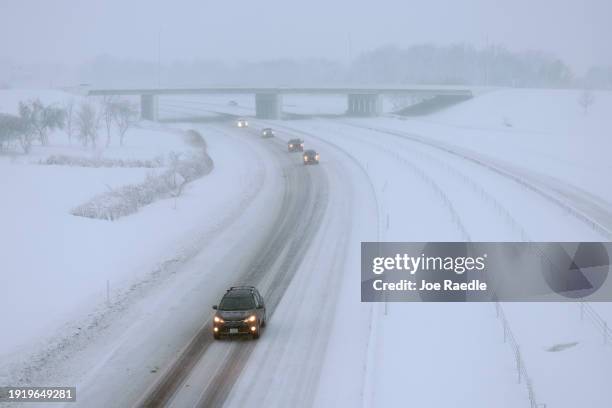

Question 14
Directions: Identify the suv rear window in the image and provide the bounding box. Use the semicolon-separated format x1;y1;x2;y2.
219;295;255;310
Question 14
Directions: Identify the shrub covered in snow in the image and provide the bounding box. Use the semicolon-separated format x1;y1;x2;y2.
42;154;165;168
71;130;213;220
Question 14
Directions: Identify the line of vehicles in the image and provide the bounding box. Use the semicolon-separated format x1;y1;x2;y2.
212;118;321;341
236;118;320;165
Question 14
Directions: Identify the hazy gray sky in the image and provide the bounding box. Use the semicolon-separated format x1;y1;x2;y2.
1;0;610;73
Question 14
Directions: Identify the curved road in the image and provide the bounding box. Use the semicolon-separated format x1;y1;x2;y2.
136;123;331;407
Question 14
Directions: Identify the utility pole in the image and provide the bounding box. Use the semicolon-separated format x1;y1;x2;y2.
484;34;490;86
157;28;162;88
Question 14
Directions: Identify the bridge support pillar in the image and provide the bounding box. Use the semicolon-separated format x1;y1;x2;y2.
255;93;282;119
347;94;382;117
140;94;158;121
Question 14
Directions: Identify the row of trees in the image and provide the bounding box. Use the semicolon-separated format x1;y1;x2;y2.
348;44;575;88
0;97;138;153
70;45;609;89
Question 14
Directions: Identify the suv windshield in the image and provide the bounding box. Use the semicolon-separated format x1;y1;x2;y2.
219;295;255;311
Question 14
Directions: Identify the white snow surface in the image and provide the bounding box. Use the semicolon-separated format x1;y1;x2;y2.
1;88;611;408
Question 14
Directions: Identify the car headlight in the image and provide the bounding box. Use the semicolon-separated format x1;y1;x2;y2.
214;316;224;323
315;155;320;160
289;144;293;147
244;315;256;323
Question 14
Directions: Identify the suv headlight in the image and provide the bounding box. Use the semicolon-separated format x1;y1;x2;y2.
244;315;256;323
214;316;224;323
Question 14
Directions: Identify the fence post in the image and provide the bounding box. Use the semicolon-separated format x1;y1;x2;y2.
106;279;110;307
516;347;522;384
605;322;608;345
580;302;584;321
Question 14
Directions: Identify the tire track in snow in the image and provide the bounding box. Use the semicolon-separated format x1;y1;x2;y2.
315;120;531;241
172;125;330;408
270;120;472;241
267;120;540;408
254;121;394;408
221;154;353;408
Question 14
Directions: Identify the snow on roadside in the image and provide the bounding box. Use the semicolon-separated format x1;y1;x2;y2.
0;89;264;393
502;302;612;408
263;119;530;407
326;88;612;407
370;88;612;204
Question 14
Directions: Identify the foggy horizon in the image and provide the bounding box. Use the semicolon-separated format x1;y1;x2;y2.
2;0;611;74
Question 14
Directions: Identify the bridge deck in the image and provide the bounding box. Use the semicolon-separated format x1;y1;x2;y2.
88;86;473;97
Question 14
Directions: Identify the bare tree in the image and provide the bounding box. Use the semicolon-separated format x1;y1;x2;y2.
112;100;138;146
77;102;100;148
101;96;117;147
18;99;64;146
63;99;75;144
578;89;595;115
17;102;37;153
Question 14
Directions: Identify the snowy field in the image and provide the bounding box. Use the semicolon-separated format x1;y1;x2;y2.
1;88;611;408
0;90;281;390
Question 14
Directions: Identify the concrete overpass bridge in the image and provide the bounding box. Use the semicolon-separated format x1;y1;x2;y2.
87;86;474;120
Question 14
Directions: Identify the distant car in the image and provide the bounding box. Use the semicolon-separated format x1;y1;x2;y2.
236;118;249;128
303;149;320;165
228;100;238;106
261;128;275;138
212;286;266;339
288;138;304;152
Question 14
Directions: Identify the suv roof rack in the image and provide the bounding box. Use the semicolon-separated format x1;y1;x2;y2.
227;285;256;291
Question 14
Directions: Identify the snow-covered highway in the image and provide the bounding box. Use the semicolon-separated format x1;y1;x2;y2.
2;89;612;408
141;91;612;407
